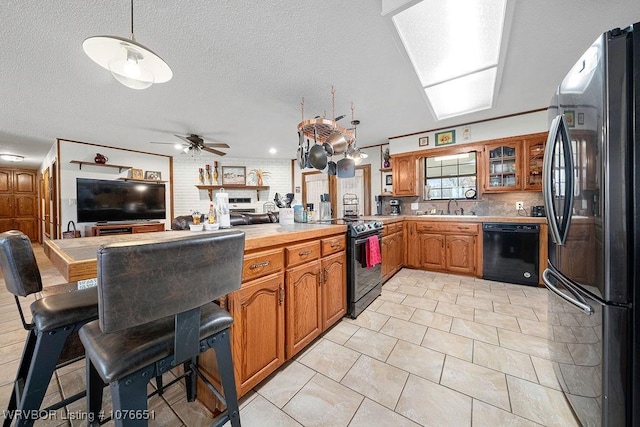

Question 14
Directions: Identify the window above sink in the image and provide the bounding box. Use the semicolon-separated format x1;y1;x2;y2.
423;152;477;200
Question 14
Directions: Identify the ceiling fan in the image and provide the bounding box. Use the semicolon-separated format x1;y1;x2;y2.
151;134;229;156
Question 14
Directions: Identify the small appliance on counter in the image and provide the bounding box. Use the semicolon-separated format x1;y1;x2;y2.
531;205;545;217
389;199;401;215
375;195;383;215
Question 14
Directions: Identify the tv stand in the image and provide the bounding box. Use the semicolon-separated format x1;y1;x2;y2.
85;222;165;236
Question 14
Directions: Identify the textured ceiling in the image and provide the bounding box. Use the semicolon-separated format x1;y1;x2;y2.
1;0;639;168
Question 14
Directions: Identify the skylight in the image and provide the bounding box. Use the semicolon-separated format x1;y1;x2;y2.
392;0;507;120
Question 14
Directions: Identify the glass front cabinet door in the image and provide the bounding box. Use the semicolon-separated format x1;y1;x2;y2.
523;136;546;191
483;142;521;192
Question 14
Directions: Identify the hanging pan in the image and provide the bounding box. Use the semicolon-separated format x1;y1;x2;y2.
309;144;328;170
296;146;304;168
336;155;355;178
323;131;348;156
327;160;337;175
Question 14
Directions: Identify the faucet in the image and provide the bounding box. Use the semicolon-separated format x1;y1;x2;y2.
447;199;459;215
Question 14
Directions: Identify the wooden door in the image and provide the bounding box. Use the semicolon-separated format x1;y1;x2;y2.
321;251;346;330
445;235;476;275
43;168;51;238
286;260;321;358
419;233;445;270
229;273;285;396
0;169;38;240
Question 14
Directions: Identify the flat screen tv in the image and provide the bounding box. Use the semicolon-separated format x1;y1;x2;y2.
76;178;166;223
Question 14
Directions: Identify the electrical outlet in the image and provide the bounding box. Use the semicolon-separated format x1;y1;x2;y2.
515;201;524;210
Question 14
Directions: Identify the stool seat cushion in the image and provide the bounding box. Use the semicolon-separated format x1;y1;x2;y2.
79;302;233;383
31;286;99;332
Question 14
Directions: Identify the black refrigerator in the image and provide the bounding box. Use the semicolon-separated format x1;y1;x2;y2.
542;23;639;426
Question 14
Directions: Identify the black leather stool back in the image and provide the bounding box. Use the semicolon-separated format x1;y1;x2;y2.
80;230;245;427
0;230;99;427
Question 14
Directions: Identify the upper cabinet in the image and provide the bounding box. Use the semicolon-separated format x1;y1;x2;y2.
483;141;521;192
392;154;418;196
523;135;546;191
481;132;547;193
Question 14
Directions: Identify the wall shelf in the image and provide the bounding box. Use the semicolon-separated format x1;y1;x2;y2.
196;184;270;201
118;178;167;183
70;160;131;173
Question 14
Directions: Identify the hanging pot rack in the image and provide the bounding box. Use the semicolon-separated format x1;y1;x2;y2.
297;86;354;143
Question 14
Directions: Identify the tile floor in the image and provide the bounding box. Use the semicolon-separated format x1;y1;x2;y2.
0;244;580;426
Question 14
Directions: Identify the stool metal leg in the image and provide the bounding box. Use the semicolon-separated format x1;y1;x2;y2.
111;367;154;427
86;359;104;427
184;358;197;402
9;327;73;427
211;330;240;427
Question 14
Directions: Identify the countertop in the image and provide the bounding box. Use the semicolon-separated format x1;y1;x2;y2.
359;215;549;224
44;223;347;282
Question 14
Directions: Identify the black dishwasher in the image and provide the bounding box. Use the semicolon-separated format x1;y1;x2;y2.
482;223;540;286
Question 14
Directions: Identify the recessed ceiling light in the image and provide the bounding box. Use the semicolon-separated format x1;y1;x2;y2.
0;154;24;162
269;148;277;154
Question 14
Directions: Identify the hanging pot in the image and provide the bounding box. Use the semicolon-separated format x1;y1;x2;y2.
304;139;312;168
296;146;304;168
336;156;355;178
327;160;337;176
309;144;328;170
323;132;348;156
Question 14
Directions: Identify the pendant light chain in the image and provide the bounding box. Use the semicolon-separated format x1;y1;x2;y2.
130;0;135;41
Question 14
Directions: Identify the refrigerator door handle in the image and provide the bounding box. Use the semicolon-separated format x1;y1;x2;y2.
543;268;595;315
543;114;575;245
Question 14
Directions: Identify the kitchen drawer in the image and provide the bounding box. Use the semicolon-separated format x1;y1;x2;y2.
242;248;284;282
286;241;321;268
321;235;346;256
384;222;402;235
416;222;479;235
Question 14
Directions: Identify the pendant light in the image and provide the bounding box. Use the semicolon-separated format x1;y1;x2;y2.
83;0;172;89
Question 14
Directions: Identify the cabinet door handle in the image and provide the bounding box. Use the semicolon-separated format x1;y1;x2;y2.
324;269;329;283
318;272;323;286
299;250;312;256
330;242;341;248
279;285;284;305
249;260;270;269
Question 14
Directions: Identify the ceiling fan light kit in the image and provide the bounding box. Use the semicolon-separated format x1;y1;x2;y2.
83;0;172;90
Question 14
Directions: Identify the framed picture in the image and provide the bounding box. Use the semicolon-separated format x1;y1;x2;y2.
435;130;456;146
222;166;246;185
565;110;575;127
130;168;143;180
578;112;584;125
418;136;429;147
385;175;393;185
144;170;161;180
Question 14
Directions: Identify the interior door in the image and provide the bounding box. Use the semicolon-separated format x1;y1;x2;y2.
43;168;51;238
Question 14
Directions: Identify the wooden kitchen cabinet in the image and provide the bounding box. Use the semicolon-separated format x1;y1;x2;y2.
0;168;38;241
405;221;478;276
483;141;521;192
228;272;285;396
321;251;346;330
382;222;403;281
392;154;418;196
286;260;322;358
523;135;546;191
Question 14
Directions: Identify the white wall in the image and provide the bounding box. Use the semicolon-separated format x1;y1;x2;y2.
173;154;293;216
56;140;172;231
389;110;548;155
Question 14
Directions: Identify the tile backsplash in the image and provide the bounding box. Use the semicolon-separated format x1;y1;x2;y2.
381;192;544;217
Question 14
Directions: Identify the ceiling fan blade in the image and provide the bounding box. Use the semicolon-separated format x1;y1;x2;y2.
174;134;194;145
203;142;230;148
202;146;227;156
150;141;181;145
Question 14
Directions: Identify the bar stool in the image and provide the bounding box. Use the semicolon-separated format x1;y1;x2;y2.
0;231;99;427
79;230;245;427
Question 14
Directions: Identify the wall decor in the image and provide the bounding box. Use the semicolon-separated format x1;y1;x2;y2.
418;136;429;147
385;175;393;185
130;168;143;180
578;112;584;125
435;130;456;146
144;170;161;180
222;166;246;185
565;110;575;127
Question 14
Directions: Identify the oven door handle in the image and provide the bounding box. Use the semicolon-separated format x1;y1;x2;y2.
353;235;380;246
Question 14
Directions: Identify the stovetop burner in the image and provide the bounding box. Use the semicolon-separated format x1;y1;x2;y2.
347;220;384;237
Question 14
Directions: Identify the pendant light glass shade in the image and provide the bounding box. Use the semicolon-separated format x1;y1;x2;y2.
83;36;171;89
83;1;172;89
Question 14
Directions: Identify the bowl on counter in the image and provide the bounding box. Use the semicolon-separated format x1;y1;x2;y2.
189;224;204;232
204;223;219;231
